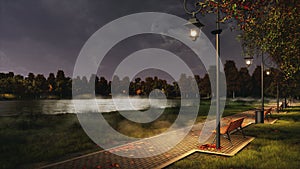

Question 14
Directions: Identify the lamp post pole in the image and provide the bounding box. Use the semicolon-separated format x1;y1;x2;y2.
277;81;279;112
183;0;222;149
215;0;221;149
261;52;264;122
245;52;269;123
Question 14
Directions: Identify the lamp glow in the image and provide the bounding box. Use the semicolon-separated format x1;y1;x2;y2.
184;17;204;41
190;29;198;38
246;60;251;66
244;57;254;67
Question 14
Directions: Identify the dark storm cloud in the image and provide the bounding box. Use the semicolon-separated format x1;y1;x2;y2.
0;0;247;78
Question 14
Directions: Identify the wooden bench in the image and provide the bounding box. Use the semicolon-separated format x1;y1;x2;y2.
212;117;245;145
264;107;273;121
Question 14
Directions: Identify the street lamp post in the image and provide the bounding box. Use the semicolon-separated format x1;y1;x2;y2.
277;80;279;112
260;52;265;123
183;0;222;149
213;0;221;149
244;52;270;123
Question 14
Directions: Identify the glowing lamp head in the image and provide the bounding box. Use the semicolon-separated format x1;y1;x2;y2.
266;69;271;75
244;57;254;67
185;17;204;41
190;29;198;38
246;60;251;65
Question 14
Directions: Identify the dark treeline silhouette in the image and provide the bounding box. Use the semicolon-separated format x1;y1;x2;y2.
0;70;72;99
0;60;299;100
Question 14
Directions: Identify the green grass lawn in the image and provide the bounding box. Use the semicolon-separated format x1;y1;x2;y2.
167;106;300;169
0;114;99;169
0;100;263;169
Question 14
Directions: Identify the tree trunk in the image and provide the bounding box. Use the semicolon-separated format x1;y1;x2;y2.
276;82;279;113
284;97;287;108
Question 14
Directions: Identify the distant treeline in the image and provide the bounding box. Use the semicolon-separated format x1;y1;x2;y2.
0;60;299;99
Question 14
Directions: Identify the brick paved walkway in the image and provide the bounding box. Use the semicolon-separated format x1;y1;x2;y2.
40;109;276;169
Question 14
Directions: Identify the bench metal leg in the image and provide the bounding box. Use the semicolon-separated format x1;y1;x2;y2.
238;127;246;138
226;132;233;146
213;133;233;146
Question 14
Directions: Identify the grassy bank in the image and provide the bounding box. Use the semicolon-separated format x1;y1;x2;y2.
0;100;255;169
167;106;300;169
0;114;99;169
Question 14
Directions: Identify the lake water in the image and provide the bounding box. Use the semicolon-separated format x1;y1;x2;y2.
0;98;181;116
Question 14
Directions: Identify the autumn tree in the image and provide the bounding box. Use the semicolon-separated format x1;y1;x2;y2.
47;73;56;95
55;70;69;97
24;73;38;98
35;74;48;97
194;0;299;82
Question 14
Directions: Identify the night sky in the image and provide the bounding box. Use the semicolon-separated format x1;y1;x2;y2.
0;0;258;80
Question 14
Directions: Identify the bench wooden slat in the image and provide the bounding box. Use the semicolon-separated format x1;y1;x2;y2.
227;118;244;133
212;117;245;145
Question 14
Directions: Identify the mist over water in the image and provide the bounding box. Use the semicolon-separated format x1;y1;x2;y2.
0;98;181;116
